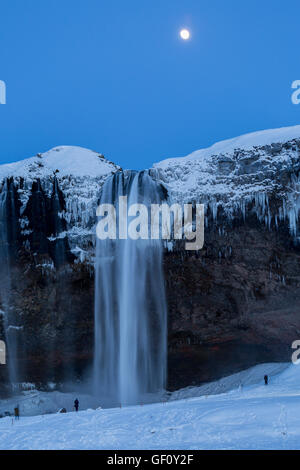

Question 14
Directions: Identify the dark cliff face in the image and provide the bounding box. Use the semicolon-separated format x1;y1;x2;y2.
9;258;94;386
22;178;73;266
0;179;22;389
1;156;300;392
165;216;300;389
0;178;21;259
0;177;77;389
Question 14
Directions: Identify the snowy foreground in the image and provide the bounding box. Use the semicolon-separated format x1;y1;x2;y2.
1;363;300;450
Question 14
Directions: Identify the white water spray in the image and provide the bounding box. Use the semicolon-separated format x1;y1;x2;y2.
93;171;167;406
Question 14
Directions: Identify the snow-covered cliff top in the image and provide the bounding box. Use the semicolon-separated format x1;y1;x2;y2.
153;125;300;204
1;125;300;254
0;146;121;261
153;125;300;236
0;145;120;180
155;125;300;169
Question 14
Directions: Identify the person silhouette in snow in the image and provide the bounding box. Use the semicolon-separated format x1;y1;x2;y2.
14;405;20;420
74;398;79;412
264;375;268;385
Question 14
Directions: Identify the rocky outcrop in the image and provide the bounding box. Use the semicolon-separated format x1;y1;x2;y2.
165;219;300;389
155;127;300;388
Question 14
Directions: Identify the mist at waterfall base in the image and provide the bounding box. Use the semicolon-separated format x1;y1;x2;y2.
93;171;168;407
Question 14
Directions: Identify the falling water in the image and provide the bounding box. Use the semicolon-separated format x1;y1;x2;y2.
93;171;167;406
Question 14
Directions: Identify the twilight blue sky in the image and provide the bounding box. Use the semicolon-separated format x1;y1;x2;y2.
0;0;299;170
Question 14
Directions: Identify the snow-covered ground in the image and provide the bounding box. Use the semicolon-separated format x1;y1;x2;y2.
0;363;288;418
0;389;100;418
0;362;300;450
166;362;289;401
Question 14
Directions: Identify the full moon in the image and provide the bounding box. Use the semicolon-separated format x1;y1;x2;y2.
180;28;190;40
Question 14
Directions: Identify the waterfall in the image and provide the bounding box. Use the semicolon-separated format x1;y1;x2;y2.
93;171;167;406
